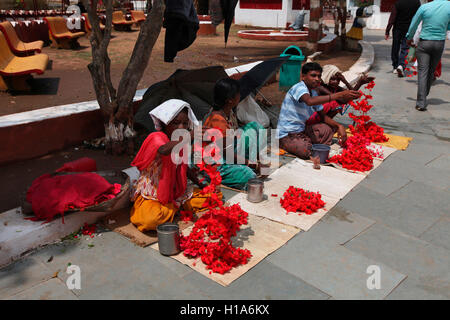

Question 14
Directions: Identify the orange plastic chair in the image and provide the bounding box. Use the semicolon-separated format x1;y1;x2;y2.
112;11;134;31
0;31;48;91
82;13;105;35
44;16;85;49
130;10;146;25
0;21;43;56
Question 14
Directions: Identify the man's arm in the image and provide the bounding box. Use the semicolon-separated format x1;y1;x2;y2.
406;6;424;41
385;5;397;40
300;90;360;106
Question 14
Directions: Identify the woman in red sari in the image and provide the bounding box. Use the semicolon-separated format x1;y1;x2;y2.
130;99;216;232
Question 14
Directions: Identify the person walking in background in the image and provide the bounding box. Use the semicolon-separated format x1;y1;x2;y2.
385;0;421;78
406;0;450;111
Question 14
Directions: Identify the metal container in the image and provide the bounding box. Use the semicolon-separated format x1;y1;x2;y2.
311;144;331;164
247;178;264;203
156;223;180;256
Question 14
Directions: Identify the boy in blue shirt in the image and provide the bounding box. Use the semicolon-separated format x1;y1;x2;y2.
277;62;360;159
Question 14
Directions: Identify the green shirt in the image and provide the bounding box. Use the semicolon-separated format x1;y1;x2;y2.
406;0;450;41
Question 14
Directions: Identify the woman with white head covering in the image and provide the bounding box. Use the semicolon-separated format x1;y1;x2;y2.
306;65;375;126
130;99;217;232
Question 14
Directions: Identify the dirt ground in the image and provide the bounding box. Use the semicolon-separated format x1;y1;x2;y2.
0;24;360;116
0;24;360;212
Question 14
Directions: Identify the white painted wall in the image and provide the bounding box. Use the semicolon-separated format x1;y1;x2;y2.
347;0;390;30
234;0;310;28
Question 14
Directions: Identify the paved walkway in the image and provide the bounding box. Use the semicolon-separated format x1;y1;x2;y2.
1;30;449;300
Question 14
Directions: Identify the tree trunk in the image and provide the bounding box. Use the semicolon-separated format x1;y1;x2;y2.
82;0;164;155
339;0;347;50
333;0;340;36
307;0;322;52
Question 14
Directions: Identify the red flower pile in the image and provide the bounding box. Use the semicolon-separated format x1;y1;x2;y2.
73;222;97;239
179;140;252;274
328;134;377;172
280;186;325;215
347;82;389;143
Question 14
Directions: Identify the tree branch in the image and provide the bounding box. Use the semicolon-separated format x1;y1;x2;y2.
115;0;165;121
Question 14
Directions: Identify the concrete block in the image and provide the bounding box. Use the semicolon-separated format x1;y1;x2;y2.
0;207;113;268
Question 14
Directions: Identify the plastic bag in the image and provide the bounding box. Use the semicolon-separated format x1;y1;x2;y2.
407;47;416;63
236;95;270;128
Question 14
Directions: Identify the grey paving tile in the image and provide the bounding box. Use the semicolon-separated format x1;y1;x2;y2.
31;230;202;299
390;142;446;167
374;155;450;190
345;223;450;298
386;277;449;300
388;181;450;214
143;246;193;278
0;256;54;299
358;171;411;196
302;206;376;245
337;186;442;237
426;154;450;171
267;237;405;300
5;278;78;300
182;260;330;300
419;217;450;251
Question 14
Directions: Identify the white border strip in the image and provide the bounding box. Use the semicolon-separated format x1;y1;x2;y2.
0;64;262;128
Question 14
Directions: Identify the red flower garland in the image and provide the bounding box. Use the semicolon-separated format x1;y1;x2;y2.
280;186;325;215
347;82;389;143
179;139;252;274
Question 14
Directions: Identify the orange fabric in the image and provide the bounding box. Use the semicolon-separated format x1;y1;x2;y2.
130;189;222;232
204;112;230;134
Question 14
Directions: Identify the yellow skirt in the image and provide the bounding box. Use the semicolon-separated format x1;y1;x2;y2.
346;27;363;40
130;189;222;232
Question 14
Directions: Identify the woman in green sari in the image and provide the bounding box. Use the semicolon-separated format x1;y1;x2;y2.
202;78;268;190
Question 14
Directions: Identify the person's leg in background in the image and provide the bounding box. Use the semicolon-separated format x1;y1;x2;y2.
426;41;445;96
391;28;402;73
416;40;431;110
397;34;409;77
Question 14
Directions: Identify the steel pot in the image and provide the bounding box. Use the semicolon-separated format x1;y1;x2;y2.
247;178;264;203
156;222;180;256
